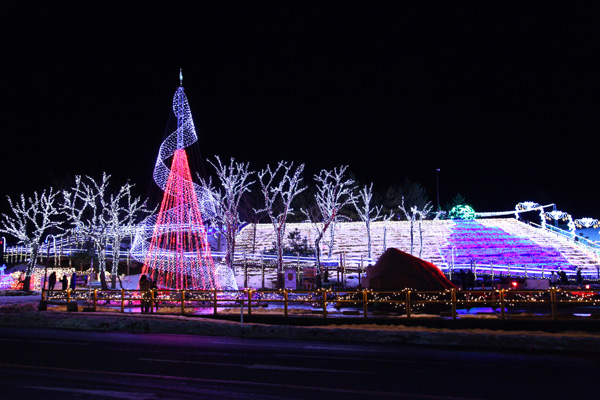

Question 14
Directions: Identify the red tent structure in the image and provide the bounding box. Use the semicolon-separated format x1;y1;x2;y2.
363;248;457;291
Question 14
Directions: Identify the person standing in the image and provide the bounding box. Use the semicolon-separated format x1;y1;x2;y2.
139;274;151;313
47;272;57;296
59;274;68;291
70;272;77;292
467;269;475;291
150;278;158;312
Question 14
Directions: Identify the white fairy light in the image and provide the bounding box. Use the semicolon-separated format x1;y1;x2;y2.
256;161;306;288
352;183;393;260
575;218;600;229
545;210;568;221
515;202;540;219
302;165;355;280
199;156;255;273
0;189;63;291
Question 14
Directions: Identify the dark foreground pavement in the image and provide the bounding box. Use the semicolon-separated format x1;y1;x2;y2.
3;325;600;400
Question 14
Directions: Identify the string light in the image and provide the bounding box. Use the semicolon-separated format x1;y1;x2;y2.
575;218;600;229
449;205;476;220
136;79;225;290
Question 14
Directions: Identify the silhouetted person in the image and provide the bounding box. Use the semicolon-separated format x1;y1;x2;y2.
70;272;77;292
576;268;583;286
47;272;57;296
550;271;557;286
467;269;475;290
59;274;68;291
459;269;467;290
559;270;568;285
139;274;151;313
150;279;158;312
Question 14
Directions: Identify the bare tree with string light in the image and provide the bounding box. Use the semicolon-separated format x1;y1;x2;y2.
0;188;63;292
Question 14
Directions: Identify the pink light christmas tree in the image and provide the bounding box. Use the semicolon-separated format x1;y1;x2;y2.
139;71;222;290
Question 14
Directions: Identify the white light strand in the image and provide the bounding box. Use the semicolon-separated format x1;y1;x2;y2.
575;218;600;229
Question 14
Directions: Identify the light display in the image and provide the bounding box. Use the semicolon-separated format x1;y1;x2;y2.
545;210;576;237
514;202;540;219
200;156;254;273
353;183;393;259
439;220;573;273
545;210;568;222
448;205;476;220
575;218;600;229
136;75;226;290
0;189;63;291
257;161;306;287
302;165;355;277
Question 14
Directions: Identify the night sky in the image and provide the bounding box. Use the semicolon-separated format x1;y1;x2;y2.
1;3;599;218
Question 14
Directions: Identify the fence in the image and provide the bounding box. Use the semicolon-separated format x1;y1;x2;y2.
41;287;600;321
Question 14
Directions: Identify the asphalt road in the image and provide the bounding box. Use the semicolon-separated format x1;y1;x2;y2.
0;326;598;400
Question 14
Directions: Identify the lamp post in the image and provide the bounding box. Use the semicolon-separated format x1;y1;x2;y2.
435;169;441;211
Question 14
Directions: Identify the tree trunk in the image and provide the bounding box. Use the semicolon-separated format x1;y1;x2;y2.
23;247;39;292
275;225;285;289
366;220;372;259
97;247;108;291
314;235;323;289
100;270;107;290
22;276;31;293
226;228;236;271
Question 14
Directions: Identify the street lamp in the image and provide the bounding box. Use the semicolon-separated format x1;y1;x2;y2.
435;169;441;211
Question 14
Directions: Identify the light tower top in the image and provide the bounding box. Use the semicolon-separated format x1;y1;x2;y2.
179;68;183;87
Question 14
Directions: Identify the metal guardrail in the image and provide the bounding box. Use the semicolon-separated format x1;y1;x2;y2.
41;287;600;321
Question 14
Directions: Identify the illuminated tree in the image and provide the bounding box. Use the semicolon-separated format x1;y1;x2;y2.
399;196;433;257
256;161;306;288
353;183;392;259
133;75;224;290
0;189;63;291
200;156;254;272
448;204;476;220
63;173;130;290
105;181;153;289
302;165;355;287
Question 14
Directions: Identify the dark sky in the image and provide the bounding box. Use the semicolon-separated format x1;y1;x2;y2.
1;3;599;218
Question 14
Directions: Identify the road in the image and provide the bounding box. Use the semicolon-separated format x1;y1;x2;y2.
0;326;598;400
